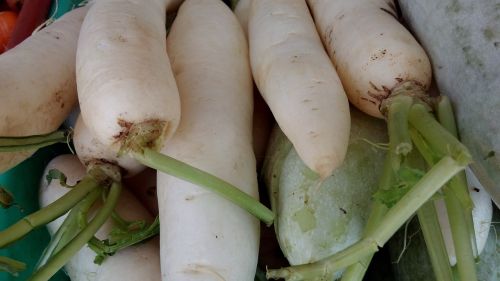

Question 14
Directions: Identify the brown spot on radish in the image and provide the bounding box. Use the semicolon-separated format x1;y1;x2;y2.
369;81;380;91
311;108;319;111
308;131;319;138
367;90;389;103
370;49;387;61
494;42;500;48
339;207;347;214
360;97;377;105
338;14;345;20
114;119;133;141
290;55;300;63
185;195;195;201
324;26;334;48
472;187;480;193
395;77;404;83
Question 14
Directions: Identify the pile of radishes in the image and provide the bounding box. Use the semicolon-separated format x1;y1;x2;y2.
0;0;497;280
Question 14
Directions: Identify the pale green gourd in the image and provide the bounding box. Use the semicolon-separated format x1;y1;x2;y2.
262;108;387;272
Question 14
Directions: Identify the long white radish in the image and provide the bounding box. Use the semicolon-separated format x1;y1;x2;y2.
75;0;272;225
249;0;350;179
74;115;145;177
307;0;432;118
39;154;161;281
76;0;180;153
159;0;259;280
0;7;87;172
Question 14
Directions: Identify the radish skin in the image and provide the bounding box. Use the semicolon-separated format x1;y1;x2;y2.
307;0;432;118
0;7;86;172
74;115;145;177
249;0;350;178
159;0;259;280
234;0;251;35
39;155;161;281
76;0;180;153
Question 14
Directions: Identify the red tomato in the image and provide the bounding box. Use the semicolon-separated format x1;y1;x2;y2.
0;11;17;53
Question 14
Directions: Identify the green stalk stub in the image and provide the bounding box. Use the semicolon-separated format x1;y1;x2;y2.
386;95;414;170
409;104;472;166
29;182;122;281
134;148;275;225
0;176;99;248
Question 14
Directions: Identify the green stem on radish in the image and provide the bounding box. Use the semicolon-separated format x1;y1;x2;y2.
416;202;455;281
133;148;275;225
385;94;414;170
29;182;122;281
36;188;102;270
0;176;100;248
436;95;478;256
410;127;478;281
442;187;478;281
407;147;454;281
267;156;466;280
0;256;26;276
408;103;471;166
0;130;70;152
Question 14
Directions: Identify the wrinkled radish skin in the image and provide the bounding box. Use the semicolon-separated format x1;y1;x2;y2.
249;0;350;178
307;0;432;118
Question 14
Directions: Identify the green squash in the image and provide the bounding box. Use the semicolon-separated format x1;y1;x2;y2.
262;108;387;271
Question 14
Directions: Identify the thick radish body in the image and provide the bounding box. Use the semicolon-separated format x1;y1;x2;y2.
159;0;259;280
76;0;180;153
0;7;86;172
39;154;161;281
307;0;432;118
249;0;350;178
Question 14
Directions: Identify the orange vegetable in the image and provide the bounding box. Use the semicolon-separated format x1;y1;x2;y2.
0;11;17;53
